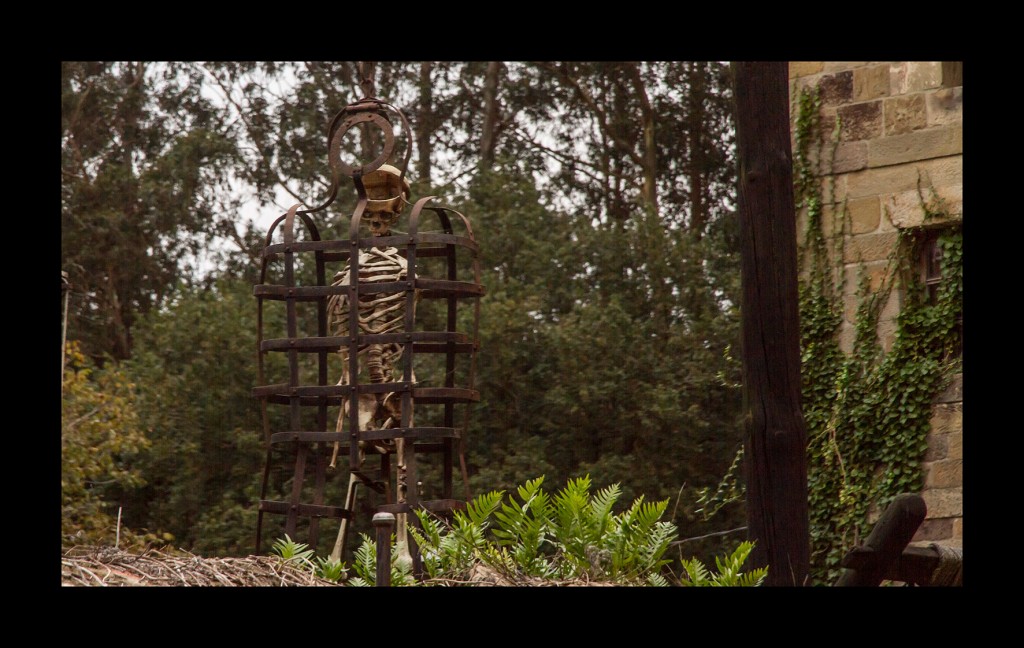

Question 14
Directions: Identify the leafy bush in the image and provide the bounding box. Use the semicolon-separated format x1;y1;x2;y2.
62;342;151;547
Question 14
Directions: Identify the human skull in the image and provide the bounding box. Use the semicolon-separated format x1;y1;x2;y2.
366;210;399;236
360;164;410;237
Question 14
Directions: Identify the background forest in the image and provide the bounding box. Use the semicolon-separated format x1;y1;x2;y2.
61;61;749;571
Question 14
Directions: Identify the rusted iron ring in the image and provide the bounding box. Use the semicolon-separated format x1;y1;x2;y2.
328;112;395;179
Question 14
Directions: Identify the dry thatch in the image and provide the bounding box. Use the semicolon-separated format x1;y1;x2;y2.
62;545;340;587
62;545;626;587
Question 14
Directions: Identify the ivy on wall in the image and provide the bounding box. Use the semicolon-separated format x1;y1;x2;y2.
793;86;963;584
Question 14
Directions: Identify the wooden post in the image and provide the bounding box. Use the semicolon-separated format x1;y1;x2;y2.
373;512;395;587
731;61;810;586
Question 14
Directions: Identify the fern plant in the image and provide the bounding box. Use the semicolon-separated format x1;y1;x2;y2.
491;477;556;577
270;535;348;582
270;479;764;586
347;532;416;587
678;541;767;587
413;475;678;585
414;489;504;580
314;556;347;582
271;534;315;568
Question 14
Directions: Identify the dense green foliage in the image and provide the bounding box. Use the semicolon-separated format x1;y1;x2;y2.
61;61;748;569
793;86;962;584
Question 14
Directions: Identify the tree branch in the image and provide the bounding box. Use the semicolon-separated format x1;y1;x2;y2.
531;62;645;169
507;125;606;184
201;65;307;206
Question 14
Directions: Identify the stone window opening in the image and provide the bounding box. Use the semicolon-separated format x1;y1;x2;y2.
941;62;962;88
917;230;962;358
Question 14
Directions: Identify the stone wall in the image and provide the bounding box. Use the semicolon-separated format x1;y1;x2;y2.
788;62;963;547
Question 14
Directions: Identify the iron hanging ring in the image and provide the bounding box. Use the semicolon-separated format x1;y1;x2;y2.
328;112;395;179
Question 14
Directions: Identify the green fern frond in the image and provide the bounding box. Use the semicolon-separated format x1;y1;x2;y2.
590;481;622;524
515;476;546;502
678;541;765;586
647;572;671;587
350;533;377;583
271;534;314;566
679;556;711;586
314;556;347;582
412;509;444;550
464;489;504;527
734;567;768;587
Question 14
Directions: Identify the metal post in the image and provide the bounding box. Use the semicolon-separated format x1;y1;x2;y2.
373;512;395;587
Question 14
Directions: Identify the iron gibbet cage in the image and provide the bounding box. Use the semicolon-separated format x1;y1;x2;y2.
252;83;484;575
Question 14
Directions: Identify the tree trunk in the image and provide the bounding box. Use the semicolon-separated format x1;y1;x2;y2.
687;62;706;239
480;61;501;170
731;61;810;587
627;63;658;217
416;61;433;186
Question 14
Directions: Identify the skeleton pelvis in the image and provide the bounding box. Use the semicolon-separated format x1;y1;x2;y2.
345;392;402;453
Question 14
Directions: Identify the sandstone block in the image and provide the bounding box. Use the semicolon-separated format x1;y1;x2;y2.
948;431;961;461
854;64;891;101
844;157;962;200
924;432;949;462
843;231;900;264
884;93;927;135
824;62;870;73
925;459;962;489
839;101;883;141
876;289;901;353
884;184;962;229
868;124;962;167
790;62;824;77
930;403;962;435
830;141;868;174
819;71;854;106
926;87;963;126
849;196;881;234
906;62;943;92
889;62;909;95
838;319;855;354
922;487;961;519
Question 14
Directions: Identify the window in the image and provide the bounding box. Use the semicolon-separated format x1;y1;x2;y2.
918;230;962;358
941;62;962;88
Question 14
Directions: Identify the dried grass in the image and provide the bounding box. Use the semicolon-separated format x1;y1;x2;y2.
62;546;623;587
61;545;340;587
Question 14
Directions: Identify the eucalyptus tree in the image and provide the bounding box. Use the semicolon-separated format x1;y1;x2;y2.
61;62;244;362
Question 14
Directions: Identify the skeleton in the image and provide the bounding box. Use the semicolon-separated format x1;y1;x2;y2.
327;164;416;564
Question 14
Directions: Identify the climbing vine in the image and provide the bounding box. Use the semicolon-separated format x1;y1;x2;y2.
793;86;962;584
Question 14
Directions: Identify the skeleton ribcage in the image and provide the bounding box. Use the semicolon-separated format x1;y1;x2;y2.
327;246;409;385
